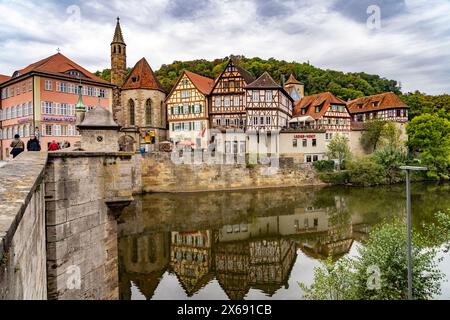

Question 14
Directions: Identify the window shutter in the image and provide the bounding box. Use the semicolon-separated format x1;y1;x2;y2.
172;123;174;131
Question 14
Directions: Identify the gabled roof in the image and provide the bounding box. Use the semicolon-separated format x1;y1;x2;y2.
245;71;280;89
8;53;110;85
347;92;408;114
184;70;215;95
212;59;255;92
122;58;165;92
285;74;302;85
112;17;126;44
0;74;11;84
293;92;347;120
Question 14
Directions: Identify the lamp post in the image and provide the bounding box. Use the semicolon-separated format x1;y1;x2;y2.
399;166;427;300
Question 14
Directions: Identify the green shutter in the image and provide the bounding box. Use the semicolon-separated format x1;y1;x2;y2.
172;123;174;131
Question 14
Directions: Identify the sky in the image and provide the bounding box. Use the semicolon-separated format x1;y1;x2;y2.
0;0;449;95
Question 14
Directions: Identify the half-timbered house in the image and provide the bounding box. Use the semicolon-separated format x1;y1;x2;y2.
166;70;214;149
245;72;294;132
292;92;351;140
209;59;255;129
347;92;409;123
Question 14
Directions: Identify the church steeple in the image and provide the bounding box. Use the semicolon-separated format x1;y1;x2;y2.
111;17;127;86
112;17;125;44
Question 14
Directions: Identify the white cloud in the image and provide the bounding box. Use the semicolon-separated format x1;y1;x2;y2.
0;0;448;94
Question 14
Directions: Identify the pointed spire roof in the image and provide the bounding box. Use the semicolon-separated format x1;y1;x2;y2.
122;58;165;92
245;72;280;89
285;74;302;85
112;17;125;45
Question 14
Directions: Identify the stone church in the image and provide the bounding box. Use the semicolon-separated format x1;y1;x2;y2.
110;18;167;151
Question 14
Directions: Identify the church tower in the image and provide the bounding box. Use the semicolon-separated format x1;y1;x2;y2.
111;17;127;86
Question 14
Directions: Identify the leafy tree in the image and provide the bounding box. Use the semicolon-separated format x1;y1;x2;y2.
346;156;386;186
354;219;444;300
372;146;407;184
301;218;446;300
407;113;450;179
327;134;351;170
359;119;387;152
299;256;358;300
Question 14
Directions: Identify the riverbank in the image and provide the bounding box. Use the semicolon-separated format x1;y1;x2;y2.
132;152;325;194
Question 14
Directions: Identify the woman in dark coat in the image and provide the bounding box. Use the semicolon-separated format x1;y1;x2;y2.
27;135;41;152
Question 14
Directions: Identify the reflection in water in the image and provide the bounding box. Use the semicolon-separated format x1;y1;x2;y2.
117;182;450;300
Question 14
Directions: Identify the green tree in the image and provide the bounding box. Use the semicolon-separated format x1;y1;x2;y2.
327;134;351;170
372;146;407;184
407;113;450;179
354;220;444;300
346;156;386;186
359;119;387;152
301;218;445;300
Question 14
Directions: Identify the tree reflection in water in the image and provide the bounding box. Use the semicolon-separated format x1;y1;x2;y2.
117;182;450;300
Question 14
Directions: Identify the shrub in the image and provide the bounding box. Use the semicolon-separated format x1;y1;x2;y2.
318;171;349;184
313;160;335;172
347;157;387;186
300;218;445;300
372;146;407;184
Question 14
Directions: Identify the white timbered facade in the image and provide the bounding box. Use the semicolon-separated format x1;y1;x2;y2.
166;70;214;149
210;60;255;129
245;72;293;132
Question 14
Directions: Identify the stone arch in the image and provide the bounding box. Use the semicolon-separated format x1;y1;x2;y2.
145;98;152;126
128;99;135;126
119;135;135;152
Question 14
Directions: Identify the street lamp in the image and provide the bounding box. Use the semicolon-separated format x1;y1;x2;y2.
399;166;428;300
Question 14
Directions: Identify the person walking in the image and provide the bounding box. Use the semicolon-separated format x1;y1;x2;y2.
48;140;60;151
27;135;41;152
10;134;25;158
34;127;41;141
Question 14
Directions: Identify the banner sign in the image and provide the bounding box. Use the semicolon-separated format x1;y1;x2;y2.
42;116;77;122
17;118;33;123
294;134;316;139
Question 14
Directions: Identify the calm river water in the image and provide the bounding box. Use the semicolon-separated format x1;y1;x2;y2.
117;182;450;300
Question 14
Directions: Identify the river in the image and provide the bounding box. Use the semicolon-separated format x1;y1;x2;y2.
117;182;450;300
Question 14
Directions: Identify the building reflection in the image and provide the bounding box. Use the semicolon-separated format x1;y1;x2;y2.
118;193;360;299
118;232;170;300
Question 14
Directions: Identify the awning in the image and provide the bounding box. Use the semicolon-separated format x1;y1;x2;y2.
289;116;315;123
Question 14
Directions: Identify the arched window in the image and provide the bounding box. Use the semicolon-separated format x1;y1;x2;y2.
113;46;116;54
160;101;165;127
118;46;122;54
128;99;135;126
145;99;152;126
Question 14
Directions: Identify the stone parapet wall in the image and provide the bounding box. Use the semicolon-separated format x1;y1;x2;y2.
45;152;133;300
0;152;48;300
133;152;323;194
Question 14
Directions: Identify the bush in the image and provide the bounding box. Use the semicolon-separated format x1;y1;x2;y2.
346;157;387;186
372;146;407;184
300;218;445;300
318;171;349;184
313;160;335;172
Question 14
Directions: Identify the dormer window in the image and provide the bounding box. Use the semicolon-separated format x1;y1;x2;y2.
315;106;321;113
12;71;21;78
301;108;306;115
372;101;379;107
358;103;364;109
132;76;140;82
66;70;84;78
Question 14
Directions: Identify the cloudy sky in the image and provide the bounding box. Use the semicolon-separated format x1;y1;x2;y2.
0;0;449;94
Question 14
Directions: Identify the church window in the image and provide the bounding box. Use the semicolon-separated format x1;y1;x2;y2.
145;99;152;126
128;99;135;126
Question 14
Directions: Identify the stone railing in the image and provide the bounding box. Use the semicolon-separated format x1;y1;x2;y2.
0;152;48;300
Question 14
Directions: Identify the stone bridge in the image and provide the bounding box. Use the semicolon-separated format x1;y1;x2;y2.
0;151;134;300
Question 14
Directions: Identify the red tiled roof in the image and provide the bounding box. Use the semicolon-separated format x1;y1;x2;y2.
12;53;110;85
0;74;11;84
347;92;408;114
122;57;165;92
293;92;347;120
184;70;215;95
